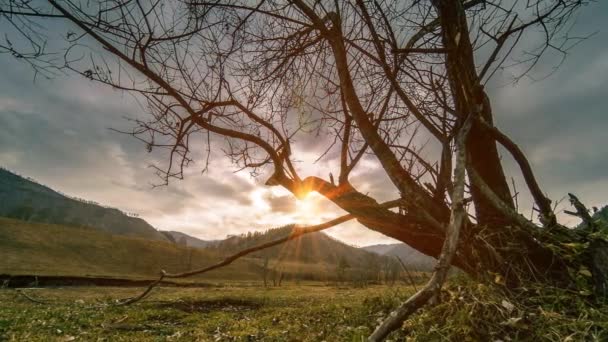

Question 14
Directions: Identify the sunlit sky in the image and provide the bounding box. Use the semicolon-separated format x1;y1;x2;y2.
1;2;607;246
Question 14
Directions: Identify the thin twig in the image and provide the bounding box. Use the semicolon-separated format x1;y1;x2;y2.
15;289;50;305
395;256;418;292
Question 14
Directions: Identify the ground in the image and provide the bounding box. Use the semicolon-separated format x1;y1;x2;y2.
0;283;415;341
3;280;607;341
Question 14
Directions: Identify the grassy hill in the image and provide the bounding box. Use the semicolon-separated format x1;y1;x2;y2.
0;168;168;241
212;225;388;267
162;230;218;248
0;217;258;281
363;243;436;271
0;217;393;283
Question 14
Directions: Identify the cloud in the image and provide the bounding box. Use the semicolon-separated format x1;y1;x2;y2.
264;193;297;213
0;2;607;246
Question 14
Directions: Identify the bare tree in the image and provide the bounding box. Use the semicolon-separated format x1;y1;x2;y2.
2;0;604;340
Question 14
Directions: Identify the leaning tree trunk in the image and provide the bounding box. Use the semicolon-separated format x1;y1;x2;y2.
436;0;514;227
432;0;573;287
286;0;604;299
302;178;570;288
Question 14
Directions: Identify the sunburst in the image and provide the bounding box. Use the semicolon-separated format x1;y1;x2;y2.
294;192;321;225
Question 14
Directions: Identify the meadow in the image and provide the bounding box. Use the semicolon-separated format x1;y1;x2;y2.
0;283;415;341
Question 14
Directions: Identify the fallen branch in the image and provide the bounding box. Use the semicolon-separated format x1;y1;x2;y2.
477;118;555;227
468;167;539;232
15;289;49;305
566;193;595;232
368;116;472;342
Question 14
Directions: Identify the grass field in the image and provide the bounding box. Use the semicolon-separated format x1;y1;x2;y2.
0;283;415;341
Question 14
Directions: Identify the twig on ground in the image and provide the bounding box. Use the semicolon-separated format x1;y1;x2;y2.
15;289;50;305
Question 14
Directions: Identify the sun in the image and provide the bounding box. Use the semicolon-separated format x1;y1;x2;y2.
295;192;320;224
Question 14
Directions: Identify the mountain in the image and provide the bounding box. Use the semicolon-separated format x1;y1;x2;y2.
0;216;259;280
0;217;371;282
162;230;218;248
211;225;388;268
362;244;400;255
363;243;436;271
0;168;168;241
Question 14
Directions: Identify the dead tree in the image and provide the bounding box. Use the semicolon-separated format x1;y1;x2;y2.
2;0;605;339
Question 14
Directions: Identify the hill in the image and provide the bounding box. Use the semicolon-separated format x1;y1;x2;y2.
363;243;436;271
0;217;259;280
212;225;388;267
0;217;392;282
362;244;399;255
0;168;168;241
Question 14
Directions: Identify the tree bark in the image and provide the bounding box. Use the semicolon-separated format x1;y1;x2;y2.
590;239;608;297
436;0;514;227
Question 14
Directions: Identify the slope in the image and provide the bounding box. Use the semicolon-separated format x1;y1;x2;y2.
211;225;388;268
0;217;258;280
162;230;218;248
363;243;436;271
0;168;167;241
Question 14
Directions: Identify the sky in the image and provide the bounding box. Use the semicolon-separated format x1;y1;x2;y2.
1;1;607;246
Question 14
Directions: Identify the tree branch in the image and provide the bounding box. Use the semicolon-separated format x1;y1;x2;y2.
368;114;472;342
118;199;404;305
477;118;555;227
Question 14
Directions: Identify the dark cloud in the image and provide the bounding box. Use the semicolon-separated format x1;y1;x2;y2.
194;177;254;206
484;1;608;214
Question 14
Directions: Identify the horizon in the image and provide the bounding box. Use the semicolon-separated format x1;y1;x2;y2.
1;165;401;248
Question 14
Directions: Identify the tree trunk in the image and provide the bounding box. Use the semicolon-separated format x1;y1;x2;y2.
289;0;580;295
321;184;569;287
436;0;515;227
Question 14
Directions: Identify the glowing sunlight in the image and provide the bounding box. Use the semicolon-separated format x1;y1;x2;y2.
294;192;321;225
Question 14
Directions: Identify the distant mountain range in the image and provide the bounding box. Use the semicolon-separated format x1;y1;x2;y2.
363;243;436;271
0;168;168;241
161;230;219;248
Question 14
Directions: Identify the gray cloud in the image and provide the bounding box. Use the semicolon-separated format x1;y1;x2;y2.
264;193;297;213
484;1;608;217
